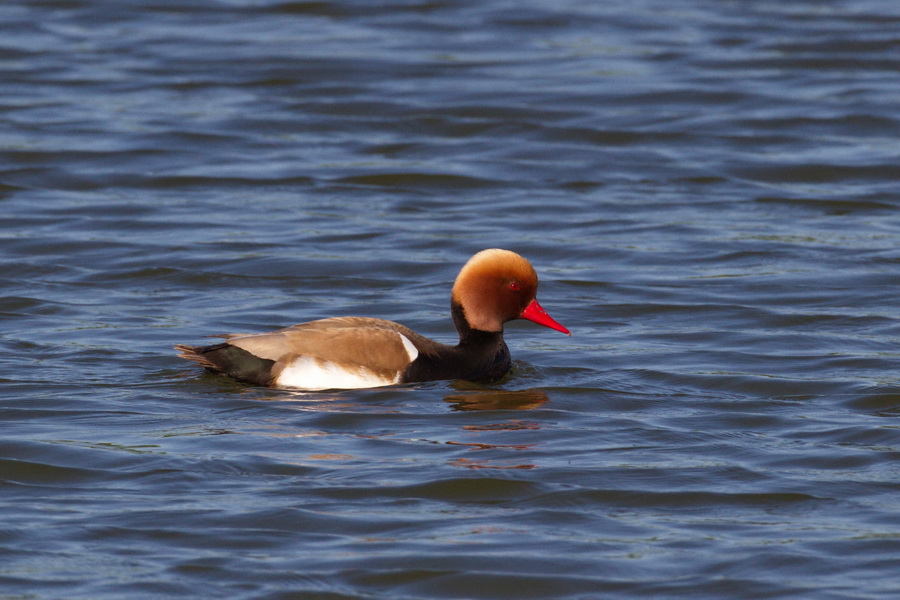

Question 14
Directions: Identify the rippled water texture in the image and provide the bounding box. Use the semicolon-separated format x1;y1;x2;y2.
2;1;900;598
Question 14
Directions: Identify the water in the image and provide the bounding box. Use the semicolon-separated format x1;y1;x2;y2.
2;0;900;598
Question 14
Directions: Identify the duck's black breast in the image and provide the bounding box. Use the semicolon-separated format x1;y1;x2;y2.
400;330;511;384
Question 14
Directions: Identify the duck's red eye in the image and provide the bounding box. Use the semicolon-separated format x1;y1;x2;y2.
509;281;520;291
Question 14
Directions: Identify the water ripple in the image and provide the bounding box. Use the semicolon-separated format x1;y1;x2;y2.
3;0;900;598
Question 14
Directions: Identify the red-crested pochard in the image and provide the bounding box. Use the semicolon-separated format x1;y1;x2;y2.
175;248;569;390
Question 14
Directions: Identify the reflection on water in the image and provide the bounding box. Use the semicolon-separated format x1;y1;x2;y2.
462;421;541;431
215;378;552;412
169;385;551;472
444;387;550;411
449;457;536;470
307;453;354;461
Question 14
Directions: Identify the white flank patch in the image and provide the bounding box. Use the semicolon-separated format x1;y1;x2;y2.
275;356;396;391
397;333;419;362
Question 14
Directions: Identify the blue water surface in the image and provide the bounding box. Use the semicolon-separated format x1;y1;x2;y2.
2;0;900;598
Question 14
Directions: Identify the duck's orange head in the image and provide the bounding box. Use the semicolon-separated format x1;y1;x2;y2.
451;249;569;335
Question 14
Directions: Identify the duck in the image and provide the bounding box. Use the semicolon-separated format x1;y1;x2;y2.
174;248;569;390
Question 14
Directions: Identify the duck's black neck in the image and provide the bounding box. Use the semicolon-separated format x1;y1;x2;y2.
445;300;511;382
451;300;504;346
400;302;511;384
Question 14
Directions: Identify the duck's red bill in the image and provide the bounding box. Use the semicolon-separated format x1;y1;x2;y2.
521;299;570;335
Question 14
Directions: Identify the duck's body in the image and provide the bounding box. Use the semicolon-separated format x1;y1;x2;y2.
175;249;568;390
177;314;511;389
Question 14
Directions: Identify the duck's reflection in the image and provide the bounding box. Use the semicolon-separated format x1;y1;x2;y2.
249;381;551;413
443;387;549;411
202;383;552;470
448;457;535;470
